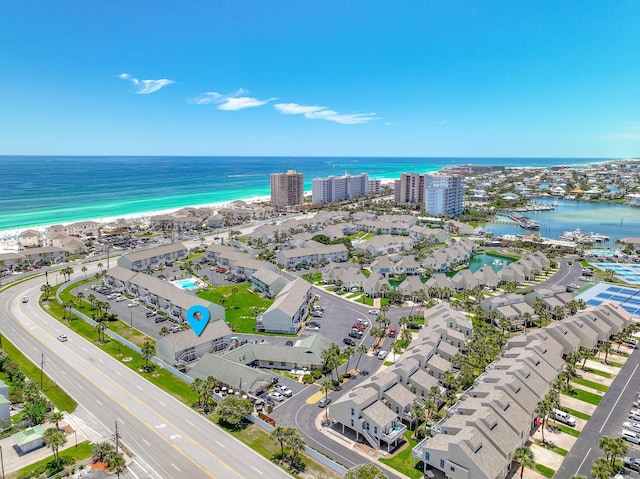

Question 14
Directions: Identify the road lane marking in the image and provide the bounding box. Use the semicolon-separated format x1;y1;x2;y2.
96;400;103;406
142;439;150;446
215;440;225;448
77;384;84;390
136;385;142;390
252;466;263;475
158;400;165;407
600;363;639;433
576;447;591;476
171;464;181;472
185;419;193;426
6;289;264;479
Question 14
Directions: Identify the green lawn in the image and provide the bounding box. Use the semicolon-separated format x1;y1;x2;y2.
14;441;93;479
563;387;602;405
556;424;581;437
572;377;609;392
1;336;77;413
198;284;273;334
584;367;612;378
608;360;624;368
40;299;197;406
379;430;423;479
534;463;555;478
535;440;568;456
223;423;341;479
562;407;591;421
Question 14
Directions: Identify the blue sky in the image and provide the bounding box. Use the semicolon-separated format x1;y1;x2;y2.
1;1;639;157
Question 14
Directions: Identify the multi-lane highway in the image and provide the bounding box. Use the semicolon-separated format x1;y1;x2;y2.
1;267;293;479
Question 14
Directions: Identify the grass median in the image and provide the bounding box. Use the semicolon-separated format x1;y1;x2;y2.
1;337;77;413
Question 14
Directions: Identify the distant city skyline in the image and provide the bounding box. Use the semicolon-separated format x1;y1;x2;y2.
1;1;639;157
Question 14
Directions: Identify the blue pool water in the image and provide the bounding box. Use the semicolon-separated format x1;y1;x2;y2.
174;279;198;290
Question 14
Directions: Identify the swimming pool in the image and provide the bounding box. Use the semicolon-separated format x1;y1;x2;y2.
589;262;640;285
174;279;198;290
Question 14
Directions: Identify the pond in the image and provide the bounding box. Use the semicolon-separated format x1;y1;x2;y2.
468;253;514;273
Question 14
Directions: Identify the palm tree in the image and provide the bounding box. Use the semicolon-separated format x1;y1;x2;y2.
94;321;107;343
343;346;355;374
563;362;578;390
43;427;67;467
191;378;204;406
599;341;613;364
82;265;88;280
271;426;290;458
159;326;170;337
410;402;426;429
591;457;613;479
107;450;126;475
354;343;368;371
285;429;305;468
320;380;333;421
513;446;534;479
141;341;155;371
40;283;53;301
535;398;552;443
50;411;64;430
392;341;403;362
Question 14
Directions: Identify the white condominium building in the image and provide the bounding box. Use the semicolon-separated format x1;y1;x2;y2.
312;172;369;204
270;170;304;208
425;173;464;217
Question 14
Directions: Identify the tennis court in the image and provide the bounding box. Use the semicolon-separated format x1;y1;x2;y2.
577;282;640;316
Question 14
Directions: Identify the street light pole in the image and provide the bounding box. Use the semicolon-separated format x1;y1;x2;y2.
130;309;133;328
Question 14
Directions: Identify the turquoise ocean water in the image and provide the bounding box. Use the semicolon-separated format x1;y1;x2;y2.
0;156;604;234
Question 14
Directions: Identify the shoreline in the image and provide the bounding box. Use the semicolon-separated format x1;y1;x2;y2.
0;193;274;252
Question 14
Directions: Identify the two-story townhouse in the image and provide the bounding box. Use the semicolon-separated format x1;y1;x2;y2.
118;242;188;272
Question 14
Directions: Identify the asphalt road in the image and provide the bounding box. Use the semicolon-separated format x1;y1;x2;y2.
555;345;640;478
1;268;293;479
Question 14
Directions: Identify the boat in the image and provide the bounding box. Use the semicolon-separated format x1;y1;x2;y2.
559;228;610;243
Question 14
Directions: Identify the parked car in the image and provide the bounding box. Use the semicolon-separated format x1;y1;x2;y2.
356;318;369;327
21;296;29;303
285;340;294;346
305;325;320;331
343;337;356;346
127;301;138;308
154;316;166;323
621;429;640;444
552;408;576;427
407;322;421;330
377;350;388;360
146;311;155;317
268;391;285;402
57;334;68;342
349;329;363;339
308;321;321;328
274;385;293;397
318;396;332;408
623;457;640;472
623;421;640;434
115;296;126;302
352;323;366;332
629;409;640;421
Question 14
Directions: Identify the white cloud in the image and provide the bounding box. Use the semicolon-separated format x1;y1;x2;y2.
119;73;174;94
436;120;448;125
274;102;380;124
189;89;272;110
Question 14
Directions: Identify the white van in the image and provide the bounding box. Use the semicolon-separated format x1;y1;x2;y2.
621;429;640;444
552;408;576;427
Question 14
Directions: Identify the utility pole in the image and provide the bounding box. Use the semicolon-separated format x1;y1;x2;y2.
40;354;45;390
0;444;5;479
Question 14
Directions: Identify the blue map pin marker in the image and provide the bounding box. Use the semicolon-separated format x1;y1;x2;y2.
186;305;210;336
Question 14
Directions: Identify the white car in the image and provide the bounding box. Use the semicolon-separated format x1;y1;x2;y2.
21;296;29;303
623;421;640;434
57;334;68;342
127;301;138;308
368;309;380;315
115;296;126;302
356;318;369;327
377;350;388;360
552;408;576;427
268;391;285;402
629;409;640;421
305;325;320;331
274;385;293;397
621;429;640;444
